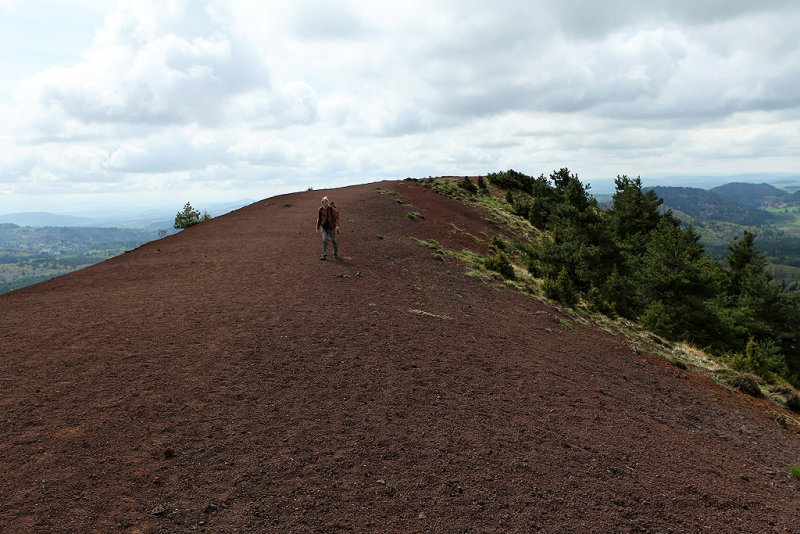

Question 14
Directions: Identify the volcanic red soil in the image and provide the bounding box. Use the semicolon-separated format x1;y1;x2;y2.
2;180;800;533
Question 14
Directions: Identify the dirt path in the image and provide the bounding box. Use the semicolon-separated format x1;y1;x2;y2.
2;180;800;532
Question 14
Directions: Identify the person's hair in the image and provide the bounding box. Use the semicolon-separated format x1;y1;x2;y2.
321;196;329;204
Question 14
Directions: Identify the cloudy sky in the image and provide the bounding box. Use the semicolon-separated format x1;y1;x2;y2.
1;0;798;215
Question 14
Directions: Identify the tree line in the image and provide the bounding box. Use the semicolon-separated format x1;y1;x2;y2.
484;169;800;386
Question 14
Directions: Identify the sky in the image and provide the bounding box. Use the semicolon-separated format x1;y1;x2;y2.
1;0;799;215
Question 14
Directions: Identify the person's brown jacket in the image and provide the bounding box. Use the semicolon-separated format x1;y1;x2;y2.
316;205;340;231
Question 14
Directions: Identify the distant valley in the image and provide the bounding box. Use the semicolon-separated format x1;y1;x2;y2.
0;199;253;294
646;182;800;289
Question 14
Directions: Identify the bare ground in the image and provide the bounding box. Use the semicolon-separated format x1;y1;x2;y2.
2;179;800;533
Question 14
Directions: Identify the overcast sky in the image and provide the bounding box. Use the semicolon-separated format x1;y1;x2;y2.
1;0;799;215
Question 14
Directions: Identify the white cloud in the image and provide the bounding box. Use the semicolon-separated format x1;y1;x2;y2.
1;0;799;214
104;126;230;172
231;82;319;129
22;0;269;129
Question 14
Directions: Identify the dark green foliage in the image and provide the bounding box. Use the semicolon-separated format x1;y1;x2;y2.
587;287;616;317
484;252;515;280
542;267;578;307
526;199;548;229
484;166;800;387
477;176;488;191
730;339;771;379
722;231;789;351
491;235;507;251
458;176;478;194
531;169;619;294
607;175;663;257
486;169;536;192
174;202;212;229
781;292;800;378
729;338;788;383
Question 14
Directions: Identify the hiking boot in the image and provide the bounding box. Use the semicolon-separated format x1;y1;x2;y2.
320;256;326;261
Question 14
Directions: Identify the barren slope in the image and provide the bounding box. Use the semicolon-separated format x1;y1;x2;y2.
2;180;800;533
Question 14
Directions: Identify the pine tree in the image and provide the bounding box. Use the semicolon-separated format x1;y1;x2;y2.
174;202;211;229
724;231;784;341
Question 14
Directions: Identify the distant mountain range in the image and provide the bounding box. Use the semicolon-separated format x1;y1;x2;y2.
710;182;800;209
648;185;794;226
0;199;255;229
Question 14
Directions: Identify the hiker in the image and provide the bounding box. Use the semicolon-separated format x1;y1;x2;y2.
316;196;340;260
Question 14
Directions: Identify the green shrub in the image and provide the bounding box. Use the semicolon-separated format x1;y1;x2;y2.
458;176;478;194
491;235;507;251
726;372;763;397
174;202;211;229
484;252;515;280
543;267;578;307
486;169;535;192
790;465;800;480
641;301;676;340
729;338;786;383
587;287;616;318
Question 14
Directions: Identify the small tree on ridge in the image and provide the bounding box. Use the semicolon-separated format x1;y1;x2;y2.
174;202;211;229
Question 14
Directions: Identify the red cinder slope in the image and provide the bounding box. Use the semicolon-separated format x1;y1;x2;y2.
2;180;800;532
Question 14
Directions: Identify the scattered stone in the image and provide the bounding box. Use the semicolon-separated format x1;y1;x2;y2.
204;503;218;515
151;505;166;516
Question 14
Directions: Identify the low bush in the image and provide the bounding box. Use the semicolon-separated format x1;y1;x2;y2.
458;176;478;194
769;384;800;412
484;252;515;280
542;267;578;307
726;372;763;397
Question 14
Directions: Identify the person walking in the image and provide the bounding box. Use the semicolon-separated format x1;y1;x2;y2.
316;196;340;260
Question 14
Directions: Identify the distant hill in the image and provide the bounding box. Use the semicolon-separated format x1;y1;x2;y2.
710;182;794;209
649;186;784;226
0;211;97;227
0;199;255;229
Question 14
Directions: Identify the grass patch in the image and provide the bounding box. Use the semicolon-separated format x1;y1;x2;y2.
409;237;443;251
790;465;800;480
555;317;574;330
